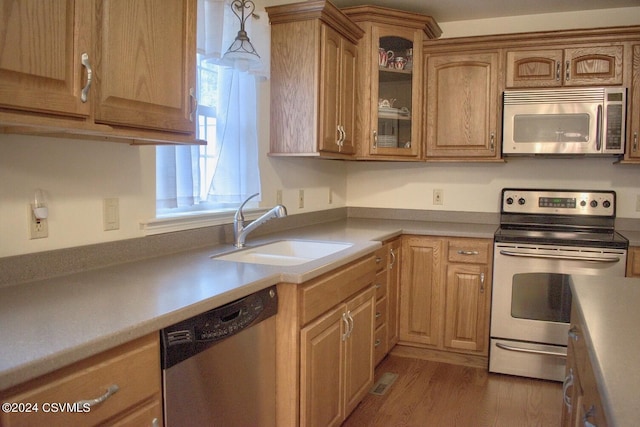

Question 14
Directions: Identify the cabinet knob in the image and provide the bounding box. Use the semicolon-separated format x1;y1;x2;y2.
565;60;571;81
555;61;561;81
490;132;495;151
373;130;378;148
634;131;638;152
568;326;579;341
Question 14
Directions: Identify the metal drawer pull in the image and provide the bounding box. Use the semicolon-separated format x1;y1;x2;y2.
80;53;92;103
568;326;579;341
495;342;566;358
555;61;561;81
375;283;382;289
342;313;350;341
376;256;382;264
562;368;574;410
480;273;485;293
457;250;479;256
390;248;396;268
374;339;382;347
376;311;382;319
189;87;197;122
75;384;119;408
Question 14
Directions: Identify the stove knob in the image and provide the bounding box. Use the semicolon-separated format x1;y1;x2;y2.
580;200;587;207
603;200;611;208
590;200;598;208
506;197;514;205
518;198;526;205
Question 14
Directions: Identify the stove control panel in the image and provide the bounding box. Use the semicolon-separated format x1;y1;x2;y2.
501;189;616;216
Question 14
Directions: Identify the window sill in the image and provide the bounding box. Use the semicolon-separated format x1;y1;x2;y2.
140;208;269;235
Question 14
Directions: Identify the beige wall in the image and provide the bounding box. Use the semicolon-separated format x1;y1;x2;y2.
1;4;639;257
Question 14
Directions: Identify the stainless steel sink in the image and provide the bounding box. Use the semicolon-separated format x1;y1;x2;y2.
213;239;353;266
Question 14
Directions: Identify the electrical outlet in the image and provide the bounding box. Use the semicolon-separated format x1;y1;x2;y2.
103;198;120;231
298;189;305;209
28;205;48;239
276;189;283;205
433;189;443;205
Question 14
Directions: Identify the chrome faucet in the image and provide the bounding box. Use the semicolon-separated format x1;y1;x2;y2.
233;193;287;248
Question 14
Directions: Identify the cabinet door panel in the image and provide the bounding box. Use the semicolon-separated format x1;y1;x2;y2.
565;45;623;86
339;39;357;154
94;0;195;133
506;49;564;88
0;0;91;117
344;288;375;415
444;264;489;353
629;45;640;161
300;307;345;427
320;25;341;153
426;52;499;158
400;237;444;346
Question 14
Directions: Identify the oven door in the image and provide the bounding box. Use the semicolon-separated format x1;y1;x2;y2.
491;243;627;345
490;243;626;381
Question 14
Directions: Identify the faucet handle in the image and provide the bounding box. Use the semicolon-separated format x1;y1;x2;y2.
235;193;260;222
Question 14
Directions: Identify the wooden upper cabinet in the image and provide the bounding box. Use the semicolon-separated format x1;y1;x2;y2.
94;0;196;134
319;25;357;154
0;0;92;118
342;6;441;161
267;1;363;158
425;51;500;160
628;45;640;161
506;45;624;88
0;0;198;144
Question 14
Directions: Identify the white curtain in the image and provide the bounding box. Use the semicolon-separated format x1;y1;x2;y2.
156;0;268;211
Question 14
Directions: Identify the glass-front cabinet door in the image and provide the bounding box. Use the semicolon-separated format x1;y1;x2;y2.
373;30;419;158
342;6;441;160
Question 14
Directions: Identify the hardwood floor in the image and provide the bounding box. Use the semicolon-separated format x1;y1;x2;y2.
343;355;563;427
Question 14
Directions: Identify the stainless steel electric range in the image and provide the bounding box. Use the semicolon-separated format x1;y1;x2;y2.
490;188;628;381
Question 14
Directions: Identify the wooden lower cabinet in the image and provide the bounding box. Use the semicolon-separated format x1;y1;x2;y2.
373;238;402;366
399;236;492;363
627;246;640;277
0;333;163;427
300;287;375;427
276;253;377;426
562;305;608;427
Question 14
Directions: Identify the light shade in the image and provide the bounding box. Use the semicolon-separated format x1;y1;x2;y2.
222;0;261;71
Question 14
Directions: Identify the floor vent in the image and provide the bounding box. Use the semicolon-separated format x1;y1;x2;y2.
369;372;399;396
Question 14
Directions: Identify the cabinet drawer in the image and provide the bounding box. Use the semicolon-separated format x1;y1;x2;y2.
374;270;388;301
375;296;387;330
374;247;388;273
447;239;491;264
374;324;388;366
0;334;161;427
301;255;377;325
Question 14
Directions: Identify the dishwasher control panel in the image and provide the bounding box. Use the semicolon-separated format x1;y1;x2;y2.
161;286;278;369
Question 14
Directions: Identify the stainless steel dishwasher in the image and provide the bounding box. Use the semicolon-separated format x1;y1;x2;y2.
161;286;277;427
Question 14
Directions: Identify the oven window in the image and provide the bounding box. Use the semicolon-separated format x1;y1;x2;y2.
511;273;572;323
513;114;590;143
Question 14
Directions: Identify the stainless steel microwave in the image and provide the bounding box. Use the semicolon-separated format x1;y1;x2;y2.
502;87;626;156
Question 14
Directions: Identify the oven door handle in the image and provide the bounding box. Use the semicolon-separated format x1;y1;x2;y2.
499;249;622;263
495;342;567;358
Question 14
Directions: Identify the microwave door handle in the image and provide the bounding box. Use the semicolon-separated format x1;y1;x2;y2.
596;104;603;151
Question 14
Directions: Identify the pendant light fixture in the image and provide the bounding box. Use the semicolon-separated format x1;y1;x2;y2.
222;0;261;71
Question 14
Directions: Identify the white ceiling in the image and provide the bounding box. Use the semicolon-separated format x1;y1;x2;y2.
330;0;640;22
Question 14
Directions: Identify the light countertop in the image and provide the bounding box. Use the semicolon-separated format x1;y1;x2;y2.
570;275;640;427
0;218;496;391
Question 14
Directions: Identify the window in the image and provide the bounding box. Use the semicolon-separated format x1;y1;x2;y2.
155;0;269;221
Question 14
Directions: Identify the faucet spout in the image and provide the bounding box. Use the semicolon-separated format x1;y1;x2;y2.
233;194;287;248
